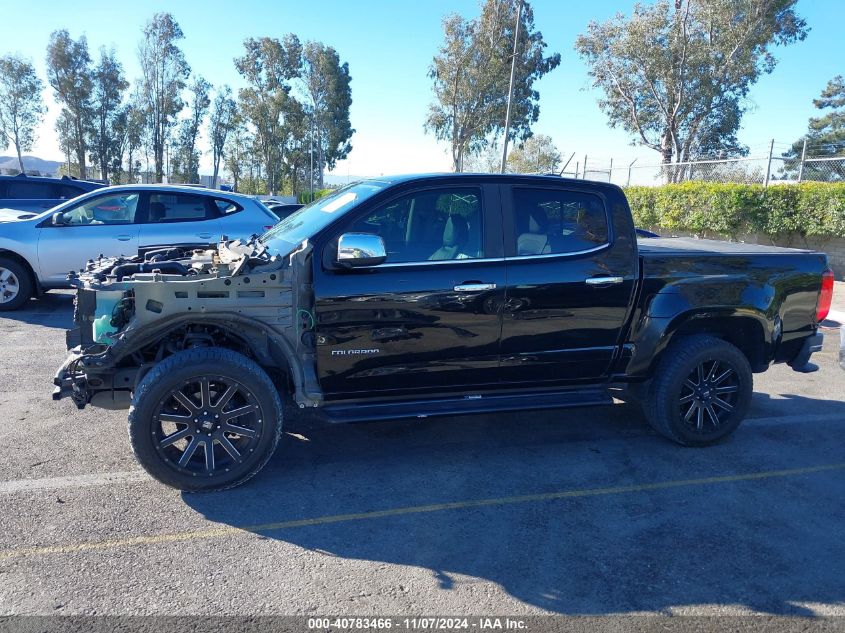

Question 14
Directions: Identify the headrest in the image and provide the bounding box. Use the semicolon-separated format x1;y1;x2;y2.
443;215;469;247
527;207;548;233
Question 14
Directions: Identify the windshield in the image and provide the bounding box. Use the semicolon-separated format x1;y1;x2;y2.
260;181;387;253
19;187;105;220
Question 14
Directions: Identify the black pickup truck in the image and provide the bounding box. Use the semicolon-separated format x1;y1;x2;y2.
54;174;835;491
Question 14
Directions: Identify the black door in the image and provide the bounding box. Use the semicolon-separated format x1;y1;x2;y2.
313;183;506;398
499;184;638;384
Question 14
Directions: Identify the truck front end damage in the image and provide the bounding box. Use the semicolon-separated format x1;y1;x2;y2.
53;237;321;411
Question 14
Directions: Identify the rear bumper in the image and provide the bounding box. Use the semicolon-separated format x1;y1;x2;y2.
788;332;824;371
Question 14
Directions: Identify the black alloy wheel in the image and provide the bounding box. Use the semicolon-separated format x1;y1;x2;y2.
152;375;264;477
644;335;752;446
678;359;740;433
128;347;283;491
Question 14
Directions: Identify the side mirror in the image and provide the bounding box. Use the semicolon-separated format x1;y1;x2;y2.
336;233;387;268
51;211;66;226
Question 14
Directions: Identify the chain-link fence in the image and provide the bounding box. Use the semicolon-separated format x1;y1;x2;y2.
559;143;845;187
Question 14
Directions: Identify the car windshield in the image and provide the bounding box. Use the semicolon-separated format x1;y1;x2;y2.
260;181;387;254
20;186;120;219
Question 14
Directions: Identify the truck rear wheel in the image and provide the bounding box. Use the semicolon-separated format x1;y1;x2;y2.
643;335;752;446
128;347;283;491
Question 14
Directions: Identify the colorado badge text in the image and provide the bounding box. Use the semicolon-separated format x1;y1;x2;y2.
330;348;381;356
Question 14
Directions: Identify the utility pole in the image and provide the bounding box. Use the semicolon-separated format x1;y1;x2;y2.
798;138;808;182
627;158;638;187
559;152;575;176
764;138;774;187
500;0;523;173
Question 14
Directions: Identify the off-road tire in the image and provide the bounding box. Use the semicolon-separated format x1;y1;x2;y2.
0;257;33;311
128;347;284;492
643;335;752;446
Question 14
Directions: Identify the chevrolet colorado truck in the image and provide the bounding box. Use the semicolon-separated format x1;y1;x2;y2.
53;174;835;491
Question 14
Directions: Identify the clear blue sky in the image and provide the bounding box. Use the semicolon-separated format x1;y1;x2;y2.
2;0;843;177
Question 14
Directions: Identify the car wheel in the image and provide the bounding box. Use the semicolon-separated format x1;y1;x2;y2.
643;335;752;446
0;257;33;311
128;347;284;492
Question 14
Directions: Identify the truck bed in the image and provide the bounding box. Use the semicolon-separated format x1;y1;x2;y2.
633;236;827;359
637;236;813;255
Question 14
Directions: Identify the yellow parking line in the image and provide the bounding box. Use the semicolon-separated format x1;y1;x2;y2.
1;462;843;561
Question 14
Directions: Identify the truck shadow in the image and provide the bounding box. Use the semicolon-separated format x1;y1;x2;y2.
183;395;845;615
0;291;74;329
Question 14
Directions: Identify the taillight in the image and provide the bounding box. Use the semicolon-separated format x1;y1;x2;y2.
816;268;834;323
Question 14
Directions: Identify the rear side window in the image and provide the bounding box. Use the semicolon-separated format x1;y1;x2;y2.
6;181;53;199
511;188;609;256
214;199;242;215
56;185;83;200
148;193;214;223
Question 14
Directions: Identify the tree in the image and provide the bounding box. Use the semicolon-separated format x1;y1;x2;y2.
234;35;302;193
171;75;211;183
575;0;807;179
462;140;503;173
0;55;45;173
138;12;190;182
223;115;250;192
55;110;74;175
46;30;94;179
280;96;314;194
90;48;128;183
109;107;129;183
506;134;561;173
123;91;148;184
425;0;560;172
783;76;845;181
301;41;353;188
208;85;237;188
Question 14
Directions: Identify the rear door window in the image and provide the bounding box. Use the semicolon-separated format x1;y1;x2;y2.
510;188;609;256
147;193;215;223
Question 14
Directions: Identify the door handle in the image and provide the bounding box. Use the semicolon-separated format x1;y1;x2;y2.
585;276;624;286
454;283;497;292
116;235;132;241
196;233;213;239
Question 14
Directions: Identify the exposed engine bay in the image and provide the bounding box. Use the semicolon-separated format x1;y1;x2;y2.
54;236;321;411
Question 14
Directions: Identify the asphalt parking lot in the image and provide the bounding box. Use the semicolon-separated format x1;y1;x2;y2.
1;288;844;617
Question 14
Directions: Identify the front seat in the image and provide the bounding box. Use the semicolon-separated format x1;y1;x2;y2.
429;215;470;260
517;207;551;255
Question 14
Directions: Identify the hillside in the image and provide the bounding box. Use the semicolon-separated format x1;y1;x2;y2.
0;155;63;176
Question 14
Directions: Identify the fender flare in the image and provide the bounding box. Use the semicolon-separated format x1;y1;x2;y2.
90;311;321;407
625;303;773;377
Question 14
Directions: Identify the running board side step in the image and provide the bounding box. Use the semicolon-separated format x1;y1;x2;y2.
321;387;613;424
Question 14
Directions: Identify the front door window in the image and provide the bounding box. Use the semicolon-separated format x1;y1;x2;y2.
349;187;484;264
59;193;140;225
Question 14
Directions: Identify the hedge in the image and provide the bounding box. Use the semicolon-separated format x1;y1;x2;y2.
624;182;845;241
298;188;333;205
